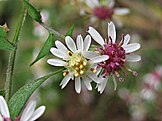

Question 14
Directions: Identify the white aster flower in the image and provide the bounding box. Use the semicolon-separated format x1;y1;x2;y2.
0;96;45;121
82;0;129;23
88;21;141;93
47;35;109;93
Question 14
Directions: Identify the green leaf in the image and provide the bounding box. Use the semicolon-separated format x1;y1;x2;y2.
0;25;7;38
66;24;75;37
8;68;63;120
30;33;54;66
0;37;14;50
23;0;42;23
0;90;5;96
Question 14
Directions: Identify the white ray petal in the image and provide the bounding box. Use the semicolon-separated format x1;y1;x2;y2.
89;55;109;64
29;106;45;121
75;77;81;93
82;51;99;59
126;54;141;62
47;59;66;66
88;27;104;47
0;115;3;121
0;96;10;118
50;48;67;59
99;77;108;94
84;0;99;8
83;76;92;91
84;35;91;51
114;8;130;15
108;0;115;8
65;36;77;53
87;73;100;83
123;43;140;53
55;40;67;53
60;74;71;89
122;34;130;46
108;22;116;43
76;35;83;52
20;101;36;121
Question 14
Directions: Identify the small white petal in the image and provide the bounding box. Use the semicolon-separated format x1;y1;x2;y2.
83;35;91;51
84;0;99;8
82;51;99;59
88;27;104;47
99;77;108;94
112;75;117;91
65;36;77;53
60;74;71;89
0;96;10;118
0;115;3;121
114;8;130;15
108;22;116;43
76;35;84;52
20;101;36;121
122;34;130;46
123;43;140;53
96;67;102;75
108;0;115;8
47;59;66;66
55;41;67;53
75;77;81;93
50;48;67;59
89;55;109;64
126;54;141;62
83;76;92;91
87;73;100;83
29;106;46;121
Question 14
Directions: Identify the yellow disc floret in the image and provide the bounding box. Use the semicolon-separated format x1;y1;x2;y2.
66;51;88;77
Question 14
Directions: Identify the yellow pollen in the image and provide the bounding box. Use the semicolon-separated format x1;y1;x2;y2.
75;62;80;66
92;69;97;73
75;67;79;71
79;65;84;69
74;72;79;77
63;72;68;76
68;51;73;56
83;61;87;66
80;70;84;75
90;68;97;73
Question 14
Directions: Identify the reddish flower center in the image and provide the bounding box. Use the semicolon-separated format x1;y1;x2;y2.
98;35;138;81
98;41;125;78
93;6;114;20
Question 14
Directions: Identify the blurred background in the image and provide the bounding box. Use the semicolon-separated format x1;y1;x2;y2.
0;0;162;121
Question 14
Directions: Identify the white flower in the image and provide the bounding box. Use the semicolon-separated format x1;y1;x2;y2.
47;35;109;93
0;96;45;121
88;21;141;93
20;101;45;121
82;0;129;23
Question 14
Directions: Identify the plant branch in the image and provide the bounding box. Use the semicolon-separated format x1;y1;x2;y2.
40;22;65;40
5;6;27;102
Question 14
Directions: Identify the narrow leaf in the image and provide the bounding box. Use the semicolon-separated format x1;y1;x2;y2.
23;0;42;23
66;24;75;37
30;33;54;66
0;37;14;50
8;68;63;120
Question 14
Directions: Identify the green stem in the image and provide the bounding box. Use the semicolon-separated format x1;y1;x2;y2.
5;6;27;102
40;22;65;40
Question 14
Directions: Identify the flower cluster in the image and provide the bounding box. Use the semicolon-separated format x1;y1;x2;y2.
141;65;162;100
81;0;129;24
47;21;141;94
0;96;45;121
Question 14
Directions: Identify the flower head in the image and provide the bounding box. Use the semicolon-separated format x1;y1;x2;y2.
47;35;109;93
0;96;45;121
88;21;141;93
82;0;129;22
